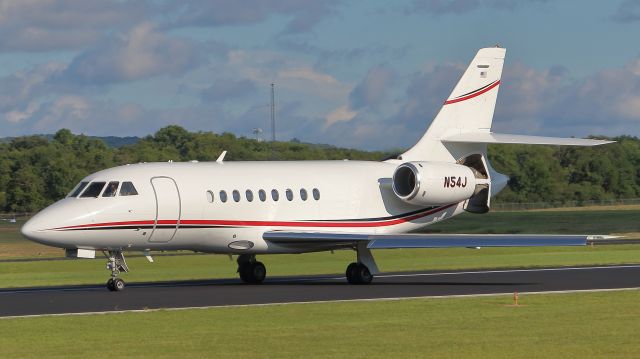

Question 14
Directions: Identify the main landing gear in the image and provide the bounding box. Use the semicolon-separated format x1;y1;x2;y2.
345;242;379;285
104;251;129;291
346;262;373;284
237;254;266;284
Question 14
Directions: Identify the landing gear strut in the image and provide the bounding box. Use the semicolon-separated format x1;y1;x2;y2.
345;242;379;284
237;254;266;284
104;251;129;291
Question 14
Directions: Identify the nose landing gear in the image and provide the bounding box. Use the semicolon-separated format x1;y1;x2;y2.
237;254;266;284
104;251;129;291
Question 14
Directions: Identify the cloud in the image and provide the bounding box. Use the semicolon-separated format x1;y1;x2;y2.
64;22;205;84
612;0;640;23
407;0;548;15
200;79;258;103
279;67;340;85
394;63;464;129
325;105;357;127
0;0;148;52
163;0;341;33
319;65;395;132
0;1;341;54
492;59;640;136
349;65;396;110
408;0;481;15
552;59;640;127
0;62;67;111
1;94;206;137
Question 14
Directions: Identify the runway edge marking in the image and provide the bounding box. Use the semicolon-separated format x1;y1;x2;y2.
2;286;640;320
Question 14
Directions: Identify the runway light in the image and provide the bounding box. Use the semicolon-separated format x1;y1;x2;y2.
513;291;519;306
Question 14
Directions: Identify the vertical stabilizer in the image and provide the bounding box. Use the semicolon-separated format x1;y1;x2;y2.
400;47;506;162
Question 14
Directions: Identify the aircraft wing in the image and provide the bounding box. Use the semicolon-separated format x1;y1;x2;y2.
263;232;598;249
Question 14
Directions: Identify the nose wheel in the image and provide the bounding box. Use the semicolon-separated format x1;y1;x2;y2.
106;278;126;291
104;251;129;291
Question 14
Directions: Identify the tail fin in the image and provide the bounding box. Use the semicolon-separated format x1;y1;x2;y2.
400;47;506;162
394;47;612;212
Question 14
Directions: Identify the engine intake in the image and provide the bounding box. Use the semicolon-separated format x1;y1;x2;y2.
392;161;477;206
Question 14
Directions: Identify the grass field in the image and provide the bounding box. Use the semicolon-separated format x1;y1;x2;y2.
1;290;639;358
0;208;639;288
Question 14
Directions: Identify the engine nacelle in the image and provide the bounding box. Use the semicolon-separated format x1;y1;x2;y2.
392;161;477;206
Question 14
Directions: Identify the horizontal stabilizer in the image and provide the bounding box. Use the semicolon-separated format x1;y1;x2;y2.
264;232;588;248
442;132;614;146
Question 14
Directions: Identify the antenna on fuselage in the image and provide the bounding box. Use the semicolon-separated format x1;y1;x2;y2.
216;150;227;164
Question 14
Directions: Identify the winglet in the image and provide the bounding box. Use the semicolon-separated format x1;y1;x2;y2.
216;150;227;164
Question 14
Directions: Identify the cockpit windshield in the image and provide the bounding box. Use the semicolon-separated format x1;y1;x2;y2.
119;182;138;196
102;181;119;197
68;181;89;197
68;180;138;198
80;182;106;198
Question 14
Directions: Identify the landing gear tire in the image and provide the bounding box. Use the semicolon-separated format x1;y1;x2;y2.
106;278;115;291
107;278;126;292
113;278;125;291
346;262;360;284
238;260;266;284
250;261;266;283
345;262;373;284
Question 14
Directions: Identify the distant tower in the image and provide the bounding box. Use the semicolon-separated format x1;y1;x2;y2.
270;83;276;160
270;83;276;142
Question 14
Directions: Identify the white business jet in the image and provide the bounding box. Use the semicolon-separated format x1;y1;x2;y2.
21;47;612;291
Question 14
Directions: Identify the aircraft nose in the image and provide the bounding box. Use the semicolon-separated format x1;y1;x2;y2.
21;214;50;245
20;208;71;248
21;199;92;248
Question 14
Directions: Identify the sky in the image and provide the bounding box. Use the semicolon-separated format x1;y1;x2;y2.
1;0;639;150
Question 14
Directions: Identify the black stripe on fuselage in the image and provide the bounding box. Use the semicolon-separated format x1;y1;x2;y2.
313;206;438;222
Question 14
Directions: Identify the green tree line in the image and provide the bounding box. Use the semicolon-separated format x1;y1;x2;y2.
1;126;638;212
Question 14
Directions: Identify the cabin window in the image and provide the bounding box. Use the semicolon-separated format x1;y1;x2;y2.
271;189;279;201
232;190;241;202
220;190;228;203
80;182;106;198
102;181;119;197
119;182;138;196
259;189;266;202
246;190;254;202
313;188;320;200
206;190;214;203
286;189;294;201
68;182;89;197
300;188;308;201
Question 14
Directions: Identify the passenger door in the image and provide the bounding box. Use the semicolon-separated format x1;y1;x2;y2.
148;176;181;243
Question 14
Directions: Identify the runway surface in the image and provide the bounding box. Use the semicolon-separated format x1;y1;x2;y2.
2;264;640;318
